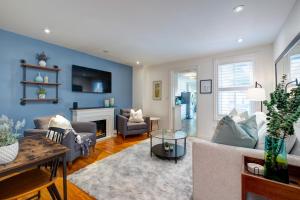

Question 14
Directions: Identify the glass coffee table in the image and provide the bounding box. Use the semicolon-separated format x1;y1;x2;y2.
150;129;187;163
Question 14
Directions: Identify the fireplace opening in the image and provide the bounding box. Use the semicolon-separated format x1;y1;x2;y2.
93;120;106;139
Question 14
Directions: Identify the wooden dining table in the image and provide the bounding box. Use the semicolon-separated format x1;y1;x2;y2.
0;135;69;200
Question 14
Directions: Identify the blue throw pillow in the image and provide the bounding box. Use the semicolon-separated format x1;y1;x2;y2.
212;115;258;148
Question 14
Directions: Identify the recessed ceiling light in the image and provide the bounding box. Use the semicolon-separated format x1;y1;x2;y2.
233;5;245;13
237;38;243;43
44;28;51;34
136;61;140;65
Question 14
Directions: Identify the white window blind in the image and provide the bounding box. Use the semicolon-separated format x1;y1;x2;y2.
217;61;253;117
290;54;300;81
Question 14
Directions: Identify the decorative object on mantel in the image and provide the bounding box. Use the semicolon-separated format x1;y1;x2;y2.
263;74;300;183
37;87;47;99
36;51;49;67
104;99;110;107
34;72;44;83
0;115;25;164
200;79;212;94
73;102;78;109
20;59;61;105
109;97;115;107
247;81;266;112
152;80;162;100
44;75;49;83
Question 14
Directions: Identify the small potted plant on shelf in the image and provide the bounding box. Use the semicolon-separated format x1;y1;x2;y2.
37;87;47;99
36;51;49;67
263;74;300;183
0;115;25;164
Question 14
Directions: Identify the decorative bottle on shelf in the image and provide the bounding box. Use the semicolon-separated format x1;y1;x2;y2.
34;73;43;83
44;75;49;83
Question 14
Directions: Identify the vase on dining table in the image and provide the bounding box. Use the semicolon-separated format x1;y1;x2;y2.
0;141;19;164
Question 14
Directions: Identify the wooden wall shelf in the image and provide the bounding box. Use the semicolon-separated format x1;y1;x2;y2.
20;81;61;86
20;62;61;72
20;98;59;104
20;59;61;105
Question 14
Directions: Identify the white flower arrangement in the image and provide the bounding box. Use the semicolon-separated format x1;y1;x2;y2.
0;115;25;147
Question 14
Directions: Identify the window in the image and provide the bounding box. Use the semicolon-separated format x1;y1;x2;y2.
216;61;254;118
290;54;300;81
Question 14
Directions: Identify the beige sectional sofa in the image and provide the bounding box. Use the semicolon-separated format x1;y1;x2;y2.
192;139;300;200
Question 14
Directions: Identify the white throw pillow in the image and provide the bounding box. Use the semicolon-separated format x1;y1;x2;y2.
129;109;144;123
255;123;268;150
255;123;297;153
229;108;249;122
48;115;72;129
254;112;267;130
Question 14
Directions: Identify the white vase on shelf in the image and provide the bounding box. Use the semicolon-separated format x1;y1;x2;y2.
39;60;47;67
38;94;46;99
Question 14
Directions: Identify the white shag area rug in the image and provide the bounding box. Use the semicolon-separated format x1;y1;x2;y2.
68;138;193;200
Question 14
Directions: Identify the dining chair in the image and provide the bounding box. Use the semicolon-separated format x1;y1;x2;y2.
0;127;66;200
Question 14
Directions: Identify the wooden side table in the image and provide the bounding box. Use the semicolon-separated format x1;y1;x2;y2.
150;117;160;131
242;156;300;200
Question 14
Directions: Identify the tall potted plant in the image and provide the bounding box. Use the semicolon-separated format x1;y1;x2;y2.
263;74;300;183
0;115;25;164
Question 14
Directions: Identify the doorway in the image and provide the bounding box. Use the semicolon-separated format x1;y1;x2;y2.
172;70;197;136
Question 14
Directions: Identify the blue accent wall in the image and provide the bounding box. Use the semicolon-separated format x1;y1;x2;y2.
0;29;132;129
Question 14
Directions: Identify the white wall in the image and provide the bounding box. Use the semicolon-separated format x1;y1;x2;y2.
135;44;274;140
274;0;300;59
132;66;145;109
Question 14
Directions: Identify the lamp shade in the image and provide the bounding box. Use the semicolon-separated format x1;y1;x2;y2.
246;88;266;101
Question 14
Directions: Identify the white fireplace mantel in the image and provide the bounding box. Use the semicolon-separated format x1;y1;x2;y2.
71;107;115;140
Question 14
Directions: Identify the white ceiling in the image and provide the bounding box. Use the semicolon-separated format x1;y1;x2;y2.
0;0;296;66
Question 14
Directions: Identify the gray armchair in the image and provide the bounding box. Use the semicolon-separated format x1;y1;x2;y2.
24;116;97;164
116;109;150;139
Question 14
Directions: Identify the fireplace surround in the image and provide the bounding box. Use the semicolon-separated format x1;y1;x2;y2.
71;107;115;140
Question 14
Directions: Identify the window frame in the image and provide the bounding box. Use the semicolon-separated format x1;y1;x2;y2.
214;54;256;120
289;54;300;82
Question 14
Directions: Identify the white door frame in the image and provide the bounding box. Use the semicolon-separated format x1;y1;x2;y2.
169;66;199;134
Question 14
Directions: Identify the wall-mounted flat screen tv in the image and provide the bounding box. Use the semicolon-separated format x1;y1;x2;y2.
72;65;112;93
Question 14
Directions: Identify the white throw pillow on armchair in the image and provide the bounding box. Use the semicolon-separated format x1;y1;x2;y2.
129;109;144;123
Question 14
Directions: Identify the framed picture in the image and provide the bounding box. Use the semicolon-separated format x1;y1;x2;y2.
152;80;162;100
200;79;212;94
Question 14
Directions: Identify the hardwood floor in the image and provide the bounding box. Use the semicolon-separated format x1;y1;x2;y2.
40;133;149;200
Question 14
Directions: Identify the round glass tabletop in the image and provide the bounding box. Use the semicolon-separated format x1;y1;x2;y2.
150;129;187;140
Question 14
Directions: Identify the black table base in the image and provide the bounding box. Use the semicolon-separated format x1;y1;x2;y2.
151;144;185;162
